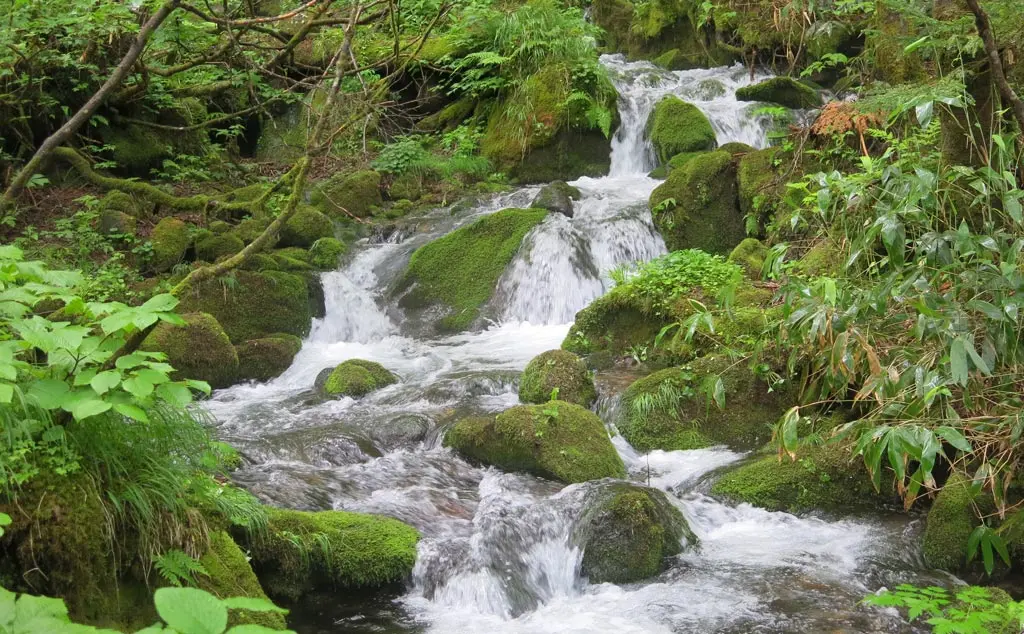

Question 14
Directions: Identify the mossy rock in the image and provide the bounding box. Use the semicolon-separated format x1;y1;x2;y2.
311;170;383;219
210;220;232;234
728;238;768;278
308;237;346;270
149;217;192;273
797;239;845;277
199;531;287;630
519;350;597;407
388;173;427;202
711;443;898;513
234;216;274;246
511;128;614;183
279;206;334;248
444;401;625;484
177;270;312;342
235;334;303;383
397;208;547;332
141;312;239;389
666;151;706;174
647;96;716;165
241;253;281;272
737;147;781;222
649;150;744;254
562;285;668;359
195;233;244;263
530;181;579;217
718;142;755;156
418;98;475;132
922;473;977;572
736;77;821;109
104;124;172;177
270;247;313;272
95;191;142;236
619;354;792;452
579;483;696;584
322;359;398;397
247;508;420;602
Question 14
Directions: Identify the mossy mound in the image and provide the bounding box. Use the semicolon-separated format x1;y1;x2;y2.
737;147;781;222
649;150;745;254
149;217;191;273
234;216;273;245
445;401;625;484
279;206;334;248
308;237;346;270
322;359;398;397
580;483;696;584
397;208;547;332
141;312;239;388
311;170;383;219
177;270;312;343
519;350;596;407
247;508;420;602
195;232;244;263
797;239;845;277
728;238;769;278
619;354;792;452
199;531;287;630
711;443;897;513
418;98;475;132
666;151;706;174
235;334;303;383
95;191;142;237
647;96;716;165
922;473;977;572
510;128;614;183
736;77;821;109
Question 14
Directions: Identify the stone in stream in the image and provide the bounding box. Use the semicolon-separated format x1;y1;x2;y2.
519;349;596;407
530;181;580;218
579;483;696;584
316;359;398;398
372;413;431;449
646;95;717;166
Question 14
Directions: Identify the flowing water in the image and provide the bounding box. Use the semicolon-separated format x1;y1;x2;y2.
208;56;952;633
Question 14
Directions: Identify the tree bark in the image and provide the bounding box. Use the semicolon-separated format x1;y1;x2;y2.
963;0;1024;136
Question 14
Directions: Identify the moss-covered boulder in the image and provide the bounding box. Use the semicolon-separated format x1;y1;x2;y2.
711;443;897;513
235;334;303;383
445;401;625;484
619;354;792;452
234;215;273;246
140;312;239;389
195;233;244;263
387;173;426;202
311;170;383;219
530;181;580;217
199;531;287;630
519;350;596;407
279;206;334;248
649;150;744;254
177;270;312;342
728;238;768;278
737;147;781;222
736;77;821;109
308;236;346;270
397;208;547;332
321;359;398;398
797;239;845;277
95;191;142;237
580;483;695;584
647;96;716;165
149;217;192;273
922;473;977;572
247;508;420;602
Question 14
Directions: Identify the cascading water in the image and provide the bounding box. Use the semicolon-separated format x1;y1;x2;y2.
208;56;948;633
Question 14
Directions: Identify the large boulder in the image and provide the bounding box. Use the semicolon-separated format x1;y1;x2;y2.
579;483;696;583
246;508;420;601
530;181;580;217
198;531;287;630
235;333;303;383
619;354;793;452
279;206;334;248
320;359;398;398
737;147;782;224
519;349;596;407
736;77;822;109
646;96;716;165
308;237;346;270
921;473;977;572
311;170;383;219
149;217;191;273
195;232;244;263
140;312;239;388
396;208;547;332
177;270;313;342
445;401;625;484
649;150;745;254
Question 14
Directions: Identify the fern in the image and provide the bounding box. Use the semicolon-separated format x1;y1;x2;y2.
154;549;208;587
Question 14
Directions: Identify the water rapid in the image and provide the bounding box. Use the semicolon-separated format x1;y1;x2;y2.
208;56;948;633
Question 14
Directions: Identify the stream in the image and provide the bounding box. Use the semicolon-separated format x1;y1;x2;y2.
206;55;952;633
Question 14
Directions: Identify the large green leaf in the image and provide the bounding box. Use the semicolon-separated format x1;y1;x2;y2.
153;588;227;634
27;379;70;410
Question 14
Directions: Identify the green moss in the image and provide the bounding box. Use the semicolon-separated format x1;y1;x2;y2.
649;150;744;254
711;443;895;513
591;0;636;52
666;151;705;173
647;96;716;165
728;238;768;278
619;354;792;452
922;473;976;571
736;77;821;109
308;237;346;270
445;401;626;484
510;128;613;183
519;350;597;407
797;239;844;277
234;216;273;245
241;253;281;271
399;208;547;332
141;312;239;388
199;531;286;630
105;124;172;177
311;170;383;219
418;98;476;132
562;285;669;358
195;233;244;263
178;270;312;342
149;217;192;273
737;147;780;222
247;508;420;602
235;334;303;383
323;359;398;397
96;191;143;236
388;173;426;202
278;206;334;248
580;484;695;583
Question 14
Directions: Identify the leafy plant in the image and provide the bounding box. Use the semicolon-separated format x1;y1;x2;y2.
864;585;1024;634
153;550;209;588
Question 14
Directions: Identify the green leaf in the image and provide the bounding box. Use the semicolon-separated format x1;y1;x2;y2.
156;383;193;408
140;294;179;313
89;371;121;395
14;593;69;628
185;380;212;396
226;625;296;634
0;587;14;632
219;598;287;613
122;376;155;399
153;587;228;634
935;426;972;453
27;379;70;410
70;396;112;421
113;403;150;422
949;338;968;386
0;383;13;404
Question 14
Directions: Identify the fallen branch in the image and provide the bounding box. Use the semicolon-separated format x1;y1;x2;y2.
964;0;1024;138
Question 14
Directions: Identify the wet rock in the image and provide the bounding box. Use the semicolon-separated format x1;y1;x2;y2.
319;359;398;398
140;312;239;389
373;414;430;449
736;77;822;110
519;349;596;407
646;95;716;165
530;181;580;218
